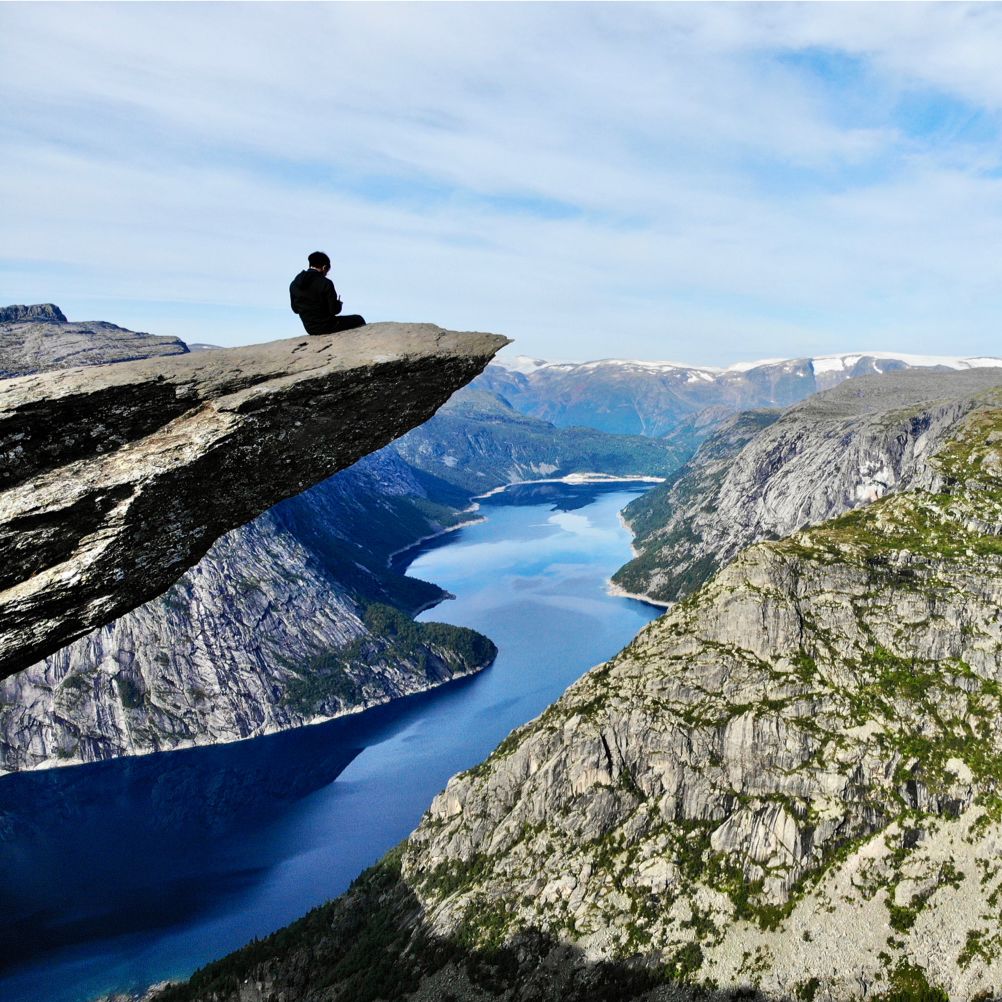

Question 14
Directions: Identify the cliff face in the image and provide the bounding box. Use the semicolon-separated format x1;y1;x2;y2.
159;376;1002;1002
0;303;189;376
396;387;1002;1001
0;449;494;773
0;323;508;679
613;368;1002;603
0;304;68;322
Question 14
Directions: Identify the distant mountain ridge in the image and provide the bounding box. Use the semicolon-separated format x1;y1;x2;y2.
0;302;189;376
483;350;1002;439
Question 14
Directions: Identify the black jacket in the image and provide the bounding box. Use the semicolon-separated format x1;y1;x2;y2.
289;269;343;334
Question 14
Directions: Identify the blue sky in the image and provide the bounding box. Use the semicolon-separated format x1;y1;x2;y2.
5;2;1002;365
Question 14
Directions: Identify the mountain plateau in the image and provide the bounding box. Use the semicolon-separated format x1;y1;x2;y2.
0;303;189;376
483;351;1002;442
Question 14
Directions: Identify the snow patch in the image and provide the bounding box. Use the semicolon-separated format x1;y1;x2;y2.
496;354;552;374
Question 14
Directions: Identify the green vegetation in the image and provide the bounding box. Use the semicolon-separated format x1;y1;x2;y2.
60;672;91;693
794;977;821;1001
662;942;703;981
115;675;144;709
875;962;948;1002
281;603;496;716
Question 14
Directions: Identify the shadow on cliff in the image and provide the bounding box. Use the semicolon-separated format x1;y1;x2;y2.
153;848;775;1002
0;724;361;969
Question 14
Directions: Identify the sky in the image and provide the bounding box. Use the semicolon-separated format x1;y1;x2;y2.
5;2;1002;366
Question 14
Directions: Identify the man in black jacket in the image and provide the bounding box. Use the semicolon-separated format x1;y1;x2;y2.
289;251;367;335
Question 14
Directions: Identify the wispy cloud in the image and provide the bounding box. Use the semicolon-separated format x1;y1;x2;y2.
4;2;1002;364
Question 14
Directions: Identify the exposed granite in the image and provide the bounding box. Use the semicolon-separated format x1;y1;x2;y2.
0;304;189;376
0;303;67;323
0;323;509;679
614;367;1002;602
153;378;1002;1002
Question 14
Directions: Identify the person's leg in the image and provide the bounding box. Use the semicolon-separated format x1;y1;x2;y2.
311;315;366;335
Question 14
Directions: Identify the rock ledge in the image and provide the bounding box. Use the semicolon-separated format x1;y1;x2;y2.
0;322;508;678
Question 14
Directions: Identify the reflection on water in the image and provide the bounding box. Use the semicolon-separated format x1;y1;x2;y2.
0;483;661;1002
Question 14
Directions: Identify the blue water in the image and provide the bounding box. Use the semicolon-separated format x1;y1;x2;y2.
0;483;661;1002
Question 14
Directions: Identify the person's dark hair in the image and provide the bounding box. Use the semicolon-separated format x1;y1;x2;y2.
308;251;331;269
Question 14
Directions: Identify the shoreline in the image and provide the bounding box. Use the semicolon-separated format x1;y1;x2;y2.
472;472;664;501
387;509;486;573
4;652;496;779
616;509;642;558
604;579;673;609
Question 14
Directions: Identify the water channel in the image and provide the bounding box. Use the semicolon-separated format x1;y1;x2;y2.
0;481;662;1002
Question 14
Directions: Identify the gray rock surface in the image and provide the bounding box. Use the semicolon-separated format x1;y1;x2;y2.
0;323;508;679
614;367;1002;602
154;373;1002;1002
0;448;491;773
391;385;1002;999
0;303;67;322
0;304;189;376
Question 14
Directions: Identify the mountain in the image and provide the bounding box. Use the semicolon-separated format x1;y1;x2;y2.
156;368;1002;1001
393;386;686;493
482;350;1002;439
613;367;1002;603
0;302;189;376
0;448;495;773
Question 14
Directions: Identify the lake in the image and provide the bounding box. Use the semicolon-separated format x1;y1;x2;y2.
0;482;662;1002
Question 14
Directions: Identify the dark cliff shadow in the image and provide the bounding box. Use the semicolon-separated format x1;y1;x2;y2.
0;723;362;970
152;850;777;1002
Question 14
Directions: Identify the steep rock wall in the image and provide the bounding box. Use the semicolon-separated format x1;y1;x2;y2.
614;367;1002;602
155;383;1002;1002
0;449;492;773
0;323;507;678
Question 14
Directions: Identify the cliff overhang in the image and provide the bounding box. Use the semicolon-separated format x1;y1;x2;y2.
0;322;509;679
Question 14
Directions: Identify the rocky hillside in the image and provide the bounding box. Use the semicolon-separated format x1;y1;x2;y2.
613;368;1002;603
0;302;189;376
394;387;686;493
0;448;495;773
158;376;1002;1002
483;351;1002;439
0;322;506;677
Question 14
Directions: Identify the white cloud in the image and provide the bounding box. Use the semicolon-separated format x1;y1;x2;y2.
3;3;1002;364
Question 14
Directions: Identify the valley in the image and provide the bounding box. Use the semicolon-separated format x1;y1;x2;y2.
6;307;1002;1000
0;482;658;1002
150;365;1002;1002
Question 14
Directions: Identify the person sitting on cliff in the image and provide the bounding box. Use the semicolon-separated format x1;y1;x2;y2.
289;251;367;335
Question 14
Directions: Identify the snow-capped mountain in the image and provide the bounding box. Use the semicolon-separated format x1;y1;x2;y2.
481;350;1002;438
